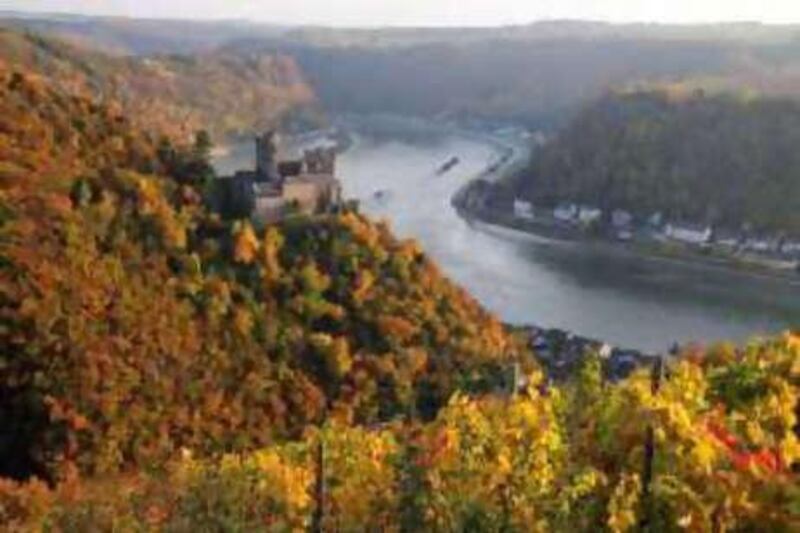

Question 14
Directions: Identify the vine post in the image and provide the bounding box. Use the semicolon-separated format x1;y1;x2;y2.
640;355;664;530
312;436;327;532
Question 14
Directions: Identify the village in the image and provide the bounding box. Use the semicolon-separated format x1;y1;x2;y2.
520;323;660;382
510;199;800;273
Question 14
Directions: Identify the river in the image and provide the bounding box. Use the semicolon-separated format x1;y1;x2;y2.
215;122;800;353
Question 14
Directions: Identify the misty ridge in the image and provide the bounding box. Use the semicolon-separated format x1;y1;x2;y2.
7;11;800;128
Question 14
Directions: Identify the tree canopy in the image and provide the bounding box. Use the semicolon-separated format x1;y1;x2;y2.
517;90;800;235
0;64;524;483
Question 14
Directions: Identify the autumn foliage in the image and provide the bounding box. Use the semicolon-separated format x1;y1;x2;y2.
0;27;321;142
0;63;522;485
2;335;798;531
1;38;798;532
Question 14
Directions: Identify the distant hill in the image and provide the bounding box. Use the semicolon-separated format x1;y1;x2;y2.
0;11;293;55
0;27;322;141
246;38;735;127
10;14;800;127
5;13;800;52
515;90;800;235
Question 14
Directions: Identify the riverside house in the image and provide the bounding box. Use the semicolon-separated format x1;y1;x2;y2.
782;241;800;258
611;209;633;229
664;222;713;245
554;203;578;223
513;199;535;220
713;230;742;250
578;206;603;225
743;237;775;254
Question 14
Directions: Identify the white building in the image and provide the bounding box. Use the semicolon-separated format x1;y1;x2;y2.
715;236;741;249
513;199;535;220
743;238;773;254
712;229;742;250
578;206;603;225
781;241;800;257
612;209;633;228
554;203;578;223
597;343;613;359
616;229;634;241
664;223;712;245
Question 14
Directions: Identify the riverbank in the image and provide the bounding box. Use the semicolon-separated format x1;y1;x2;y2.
453;184;800;286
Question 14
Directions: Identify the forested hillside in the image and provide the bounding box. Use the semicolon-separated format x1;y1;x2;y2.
0;27;321;141
0;62;523;483
5;329;800;529
1;22;798;532
239;38;732;127
516;90;800;235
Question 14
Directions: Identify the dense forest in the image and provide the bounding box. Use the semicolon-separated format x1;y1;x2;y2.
0;25;798;530
232;38;733;127
516;90;800;235
0;60;523;483
0;27;322;141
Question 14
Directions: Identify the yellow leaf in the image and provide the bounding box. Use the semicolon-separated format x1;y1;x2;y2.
233;221;259;264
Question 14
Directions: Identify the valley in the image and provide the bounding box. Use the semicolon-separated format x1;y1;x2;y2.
216;118;800;352
2;9;799;529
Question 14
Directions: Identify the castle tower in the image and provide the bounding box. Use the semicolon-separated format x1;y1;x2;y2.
255;130;282;184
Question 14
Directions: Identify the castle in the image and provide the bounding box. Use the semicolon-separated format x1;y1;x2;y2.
221;131;342;223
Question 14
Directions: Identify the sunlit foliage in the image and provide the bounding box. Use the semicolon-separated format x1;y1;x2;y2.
2;335;797;530
0;64;522;484
1;41;798;532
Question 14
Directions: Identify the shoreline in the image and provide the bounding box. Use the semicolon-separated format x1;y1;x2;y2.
452;188;800;287
444;123;800;286
330;120;796;351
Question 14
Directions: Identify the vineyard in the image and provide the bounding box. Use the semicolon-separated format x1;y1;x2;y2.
2;336;798;530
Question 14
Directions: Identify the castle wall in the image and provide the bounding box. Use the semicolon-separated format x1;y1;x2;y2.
282;174;341;215
253;195;286;224
283;179;324;215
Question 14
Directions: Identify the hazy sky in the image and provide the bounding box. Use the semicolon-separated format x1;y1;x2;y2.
6;1;800;27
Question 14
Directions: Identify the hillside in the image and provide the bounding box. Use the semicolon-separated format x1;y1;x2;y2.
0;18;798;531
0;27;322;141
4;332;800;529
0;63;525;483
180;28;800;127
0;12;293;55
515;90;800;236
6;14;800;53
235;38;734;128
